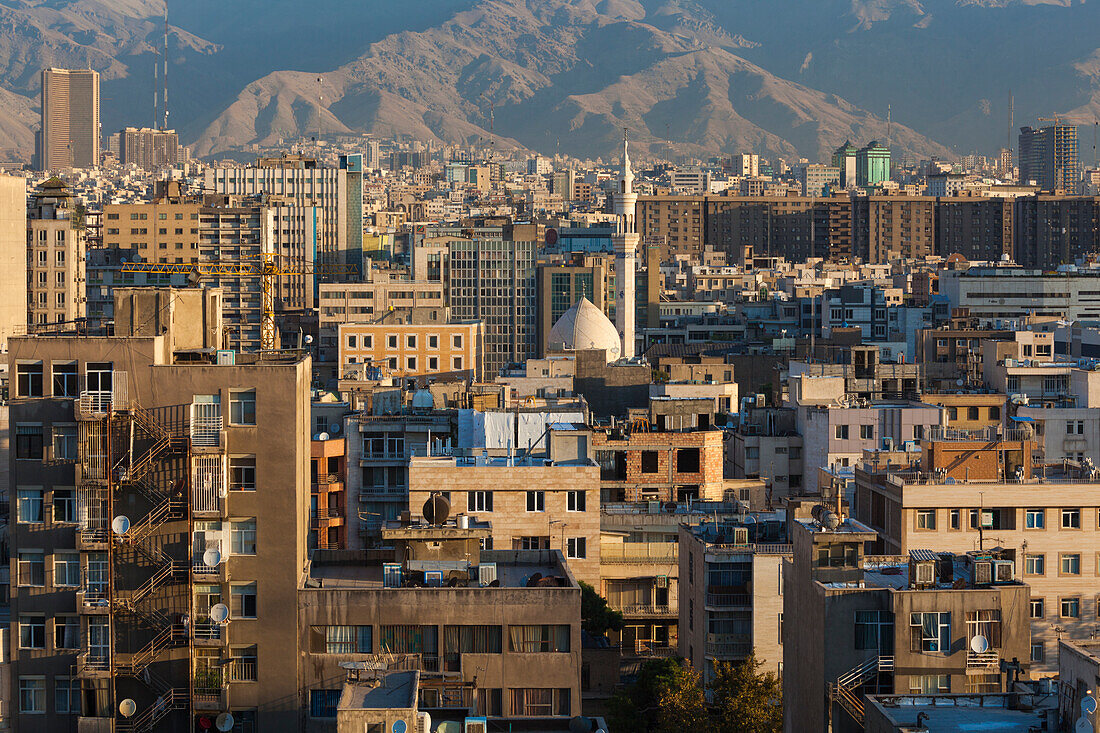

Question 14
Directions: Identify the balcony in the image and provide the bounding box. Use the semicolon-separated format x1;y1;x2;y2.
359;485;407;500
192;455;226;516
310;507;344;529
193;622;224;645
229;660;257;683
77;374;128;418
705;593;752;609
192;669;227;710
618;604;676;618
77;586;110;614
76;651;111;678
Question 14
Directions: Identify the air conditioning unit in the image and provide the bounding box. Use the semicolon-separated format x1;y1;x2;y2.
383;563;403;588
974;561;993;585
993;560;1014;583
656;574;668;589
425;571;443;587
417;712;432;733
478;563;497;587
914;562;935;586
732;527;749;546
465;718;489;733
980;511;994;529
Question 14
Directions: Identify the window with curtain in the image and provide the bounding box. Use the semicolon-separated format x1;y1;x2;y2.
508;688;569;716
854;610;894;652
311;626;372;654
507;625;570;653
380;625;438;669
444;625;503;670
910;612;950;653
309;689;339;718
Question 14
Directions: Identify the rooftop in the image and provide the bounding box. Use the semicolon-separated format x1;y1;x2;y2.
866;692;1054;732
338;671;419;711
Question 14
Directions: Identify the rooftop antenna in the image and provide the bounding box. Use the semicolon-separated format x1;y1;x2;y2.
1007;89;1014;153
886;103;892;149
153;33;158;129
317;76;324;146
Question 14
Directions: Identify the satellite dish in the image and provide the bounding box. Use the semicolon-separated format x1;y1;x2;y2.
304;334;314;344
423;493;451;525
436;723;463;733
317;432;330;441
216;713;235;732
969;635;989;654
945;477;957;485
209;603;230;624
119;699;137;718
822;511;841;530
203;549;222;567
956;378;964;387
1083;696;1098;715
392;721;407;733
329;423;342;434
111;515;131;535
569;716;593;733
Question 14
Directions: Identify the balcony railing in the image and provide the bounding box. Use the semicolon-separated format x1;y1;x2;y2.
229;660;257;682
705;593;752;608
618;604;675;617
192;456;226;513
193;622;223;642
966;649;1000;668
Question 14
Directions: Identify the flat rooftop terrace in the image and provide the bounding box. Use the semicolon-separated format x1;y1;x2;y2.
868;693;1050;732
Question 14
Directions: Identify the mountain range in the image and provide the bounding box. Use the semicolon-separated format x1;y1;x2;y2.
1;0;1099;164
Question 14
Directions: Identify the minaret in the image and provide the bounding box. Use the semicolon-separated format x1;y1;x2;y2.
612;129;639;359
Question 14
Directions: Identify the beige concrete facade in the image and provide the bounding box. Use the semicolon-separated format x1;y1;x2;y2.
26;181;85;329
0;175;27;351
338;320;484;383
407;457;601;585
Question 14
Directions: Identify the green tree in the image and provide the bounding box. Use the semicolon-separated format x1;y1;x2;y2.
579;581;624;638
655;661;707;733
709;653;782;733
607;657;691;733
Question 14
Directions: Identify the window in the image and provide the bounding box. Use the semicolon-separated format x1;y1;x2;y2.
347;335;356;349
387;335;398;349
428;335;439;349
444;626;502;670
566;538;586;559
311;625;372;654
910;612;950;653
453;334;463;349
676;448;700;473
231;520;256;555
1061;597;1080;618
1025;509;1045;529
508;625;570;653
407;335;417;349
310;690;340;718
854;610;895;652
18;551;44;586
17;488;44;523
53;425;77;461
965;610;1002;649
1067;419;1085;435
835;425;849;440
428;357;438;371
1060;553;1081;575
16;425;44;460
909;674;950;694
641;451;659;473
1030;643;1045;662
526;491;545;512
453;356;463;370
1063;509;1081;529
19;616;45;649
229;391;256;425
406;357;417;371
19;678;44;714
231;583;257;618
229;457;256;491
517;536;548;550
916;510;936;530
55;616;79;649
1025;554;1045;575
54;677;77;713
949;509;960;530
1030;599;1045;619
745;447;759;460
468;491;493;512
567;490;585;512
16;363;44;397
859;424;873;439
54;552;80;587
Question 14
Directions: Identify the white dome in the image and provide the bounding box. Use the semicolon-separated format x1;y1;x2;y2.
548;297;621;362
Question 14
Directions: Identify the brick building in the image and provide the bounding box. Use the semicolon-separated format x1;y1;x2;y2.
591;428;725;503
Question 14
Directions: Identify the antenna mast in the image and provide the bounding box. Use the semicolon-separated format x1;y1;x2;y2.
163;10;169;130
317;76;324;145
886;103;892;149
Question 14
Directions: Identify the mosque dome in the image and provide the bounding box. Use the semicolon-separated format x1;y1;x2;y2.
547;297;621;362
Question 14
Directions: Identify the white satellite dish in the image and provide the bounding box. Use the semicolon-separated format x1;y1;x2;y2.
119;699;137;718
111;515;131;535
1082;695;1098;715
203;548;222;567
216;712;235;732
209;603;230;624
969;635;989;654
317;432;330;441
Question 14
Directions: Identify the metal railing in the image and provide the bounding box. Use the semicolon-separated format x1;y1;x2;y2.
230;660;257;682
192;623;222;641
705;593;751;608
618;604;675;617
192;456;225;513
966;649;1000;668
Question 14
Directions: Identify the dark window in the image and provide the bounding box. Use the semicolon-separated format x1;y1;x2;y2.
641;451;659;473
309;690;339;718
16;425;44;460
16;364;43;397
676;448;700;473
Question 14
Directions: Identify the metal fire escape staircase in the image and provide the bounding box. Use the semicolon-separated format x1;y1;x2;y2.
829;655;894;725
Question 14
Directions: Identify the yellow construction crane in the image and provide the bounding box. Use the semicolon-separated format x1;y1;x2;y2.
1037;115;1094;125
122;254;358;351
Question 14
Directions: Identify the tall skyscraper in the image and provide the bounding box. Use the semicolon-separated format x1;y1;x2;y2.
40;68;100;170
1019;123;1079;193
612;134;639;360
856;141;891;188
832;141;858;188
119;127;179;170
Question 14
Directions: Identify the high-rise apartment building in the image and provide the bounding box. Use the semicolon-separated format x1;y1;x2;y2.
40;68;100;170
833;141;858;188
26;179;86;329
6;290;309;731
1019;123;1079;193
934;197;1013;261
852;195;935;263
419;223;539;376
0;175;28;351
119;127;179;170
